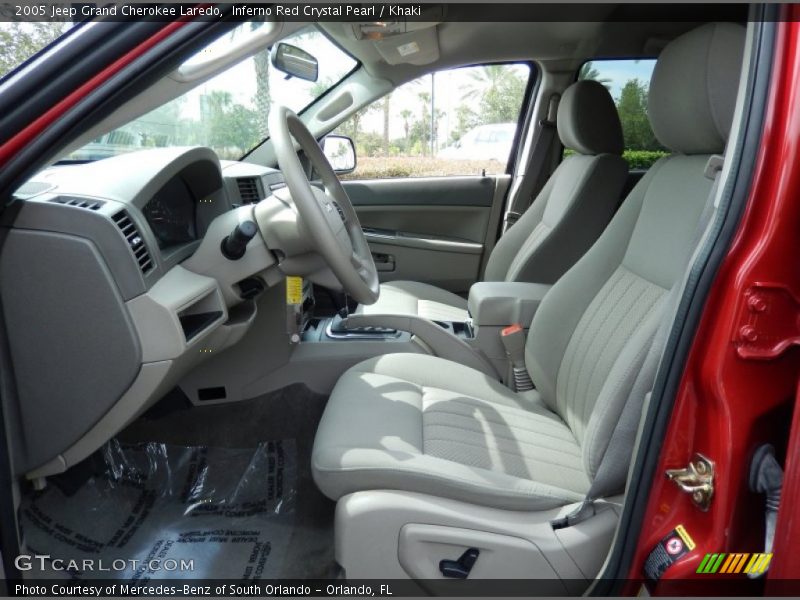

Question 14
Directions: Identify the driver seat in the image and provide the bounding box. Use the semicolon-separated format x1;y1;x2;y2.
312;22;744;575
358;79;627;321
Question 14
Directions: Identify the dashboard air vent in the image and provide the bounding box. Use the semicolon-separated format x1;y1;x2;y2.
50;197;105;211
112;210;154;275
237;177;262;204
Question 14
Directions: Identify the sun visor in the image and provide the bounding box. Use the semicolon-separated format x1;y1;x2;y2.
373;26;440;66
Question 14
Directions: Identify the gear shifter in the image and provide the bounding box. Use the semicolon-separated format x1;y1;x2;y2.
328;306;397;337
329;307;352;335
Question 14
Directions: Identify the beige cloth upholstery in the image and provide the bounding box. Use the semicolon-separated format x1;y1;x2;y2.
312;354;590;511
313;23;746;510
359;80;627;320
649;22;745;154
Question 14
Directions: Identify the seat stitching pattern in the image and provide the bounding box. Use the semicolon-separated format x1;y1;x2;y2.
570;275;641;429
557;268;624;412
421;390;587;485
558;268;629;429
425;425;583;460
557;267;663;444
577;283;652;430
424;407;577;443
582;306;661;478
423;409;579;447
424;393;568;428
424;422;582;457
422;437;587;474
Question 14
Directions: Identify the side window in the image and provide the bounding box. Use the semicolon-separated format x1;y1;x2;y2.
337;63;532;180
577;59;668;170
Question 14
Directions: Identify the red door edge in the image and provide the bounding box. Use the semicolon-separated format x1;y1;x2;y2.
0;19;187;166
627;11;800;595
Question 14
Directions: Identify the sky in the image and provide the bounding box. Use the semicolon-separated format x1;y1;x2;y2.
588;58;658;98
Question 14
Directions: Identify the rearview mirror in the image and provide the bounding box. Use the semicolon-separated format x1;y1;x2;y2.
322;135;356;174
270;43;318;82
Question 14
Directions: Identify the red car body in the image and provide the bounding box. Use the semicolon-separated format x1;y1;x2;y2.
630;6;800;592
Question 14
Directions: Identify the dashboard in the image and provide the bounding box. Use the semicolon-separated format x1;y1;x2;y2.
3;146;282;481
142;175;198;249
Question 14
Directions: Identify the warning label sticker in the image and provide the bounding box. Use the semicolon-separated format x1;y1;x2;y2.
286;276;304;305
643;524;696;583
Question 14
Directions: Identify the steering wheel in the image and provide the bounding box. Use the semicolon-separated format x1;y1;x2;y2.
268;105;379;305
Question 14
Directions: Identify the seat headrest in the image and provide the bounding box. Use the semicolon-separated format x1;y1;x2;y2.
557;80;624;156
648;22;746;155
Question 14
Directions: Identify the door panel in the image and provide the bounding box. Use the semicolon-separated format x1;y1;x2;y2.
345;176;495;207
343;176;504;293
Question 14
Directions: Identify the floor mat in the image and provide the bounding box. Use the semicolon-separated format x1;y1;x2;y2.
118;384;338;579
20;439;296;580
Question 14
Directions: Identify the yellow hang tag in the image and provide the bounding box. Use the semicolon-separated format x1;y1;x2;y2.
286;276;304;305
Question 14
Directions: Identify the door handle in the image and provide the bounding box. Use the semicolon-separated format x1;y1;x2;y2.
372;252;395;272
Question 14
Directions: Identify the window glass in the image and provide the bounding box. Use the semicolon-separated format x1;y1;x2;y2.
64;24;356;162
337;63;531;180
578;59;667;169
0;22;75;81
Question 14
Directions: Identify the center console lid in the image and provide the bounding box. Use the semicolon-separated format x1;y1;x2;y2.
468;282;552;327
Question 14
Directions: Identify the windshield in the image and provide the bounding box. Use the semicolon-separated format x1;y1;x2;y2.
0;22;76;80
65;24;357;162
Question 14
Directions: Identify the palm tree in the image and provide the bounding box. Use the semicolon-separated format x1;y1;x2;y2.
247;23;271;139
578;62;612;90
400;109;412;152
382;93;392;155
461;65;508;100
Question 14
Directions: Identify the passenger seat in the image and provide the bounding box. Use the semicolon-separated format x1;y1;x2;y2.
359;80;628;321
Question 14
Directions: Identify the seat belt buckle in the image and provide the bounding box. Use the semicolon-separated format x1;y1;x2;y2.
502;211;522;233
500;324;533;391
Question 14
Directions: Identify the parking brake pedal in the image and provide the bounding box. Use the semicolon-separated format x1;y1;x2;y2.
439;548;480;579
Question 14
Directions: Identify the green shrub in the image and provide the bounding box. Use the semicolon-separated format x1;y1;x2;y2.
563;148;668;170
623;149;669;169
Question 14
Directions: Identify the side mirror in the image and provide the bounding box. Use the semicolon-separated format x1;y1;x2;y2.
322;135;357;174
270;43;318;82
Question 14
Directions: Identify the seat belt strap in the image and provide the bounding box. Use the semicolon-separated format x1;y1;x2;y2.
503;94;560;233
552;154;724;529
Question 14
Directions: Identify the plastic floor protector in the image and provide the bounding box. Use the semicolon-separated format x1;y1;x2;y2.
20;439;296;580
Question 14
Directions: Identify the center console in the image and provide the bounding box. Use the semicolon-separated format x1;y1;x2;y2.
465;281;552;381
299;281;551;386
